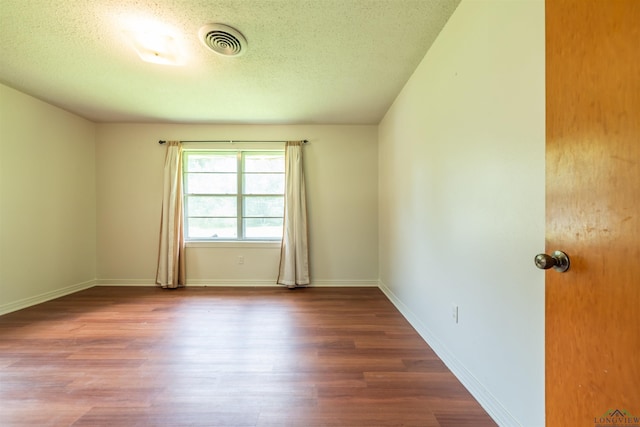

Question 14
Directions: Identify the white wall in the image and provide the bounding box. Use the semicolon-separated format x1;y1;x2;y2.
0;83;97;314
378;1;545;425
96;124;378;286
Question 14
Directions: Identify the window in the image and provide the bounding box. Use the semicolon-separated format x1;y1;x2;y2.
183;150;285;240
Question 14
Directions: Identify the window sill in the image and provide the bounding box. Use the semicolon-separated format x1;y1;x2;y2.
185;240;281;249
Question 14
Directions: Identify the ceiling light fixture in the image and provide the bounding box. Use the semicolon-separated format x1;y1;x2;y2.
124;30;182;65
199;24;247;57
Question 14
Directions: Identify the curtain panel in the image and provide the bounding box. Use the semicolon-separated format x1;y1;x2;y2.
156;141;186;288
277;141;310;287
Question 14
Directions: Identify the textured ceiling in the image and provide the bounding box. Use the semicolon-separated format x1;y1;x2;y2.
0;0;460;124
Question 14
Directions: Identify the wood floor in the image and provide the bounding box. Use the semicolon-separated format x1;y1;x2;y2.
0;287;496;427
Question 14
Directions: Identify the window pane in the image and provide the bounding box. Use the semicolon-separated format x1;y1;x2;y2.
186;196;236;217
183;150;285;241
187;154;236;172
244;174;284;194
244;153;284;172
185;173;236;194
244;218;283;239
187;218;237;239
244;196;284;217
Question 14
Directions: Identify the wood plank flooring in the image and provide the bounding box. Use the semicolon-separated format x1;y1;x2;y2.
0;287;496;426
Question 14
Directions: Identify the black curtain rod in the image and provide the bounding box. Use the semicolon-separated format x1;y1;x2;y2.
158;139;308;144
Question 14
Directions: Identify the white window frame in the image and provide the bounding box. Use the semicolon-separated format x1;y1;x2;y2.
183;149;285;241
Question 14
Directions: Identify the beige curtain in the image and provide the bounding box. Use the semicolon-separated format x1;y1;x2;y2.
278;141;310;288
156;141;186;288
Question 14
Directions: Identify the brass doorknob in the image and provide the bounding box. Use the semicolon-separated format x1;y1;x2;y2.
534;251;570;272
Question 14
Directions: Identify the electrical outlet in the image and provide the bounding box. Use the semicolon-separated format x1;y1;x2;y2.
452;304;459;324
238;255;244;265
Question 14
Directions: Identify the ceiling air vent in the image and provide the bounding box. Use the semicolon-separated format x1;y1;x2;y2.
199;24;247;57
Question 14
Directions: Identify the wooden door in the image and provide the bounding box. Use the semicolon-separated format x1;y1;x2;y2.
545;1;640;425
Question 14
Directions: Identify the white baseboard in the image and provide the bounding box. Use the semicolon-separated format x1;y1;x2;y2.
97;279;277;287
186;279;379;287
96;279;157;286
377;280;519;427
0;279;97;316
186;279;279;287
95;279;379;287
310;279;379;287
